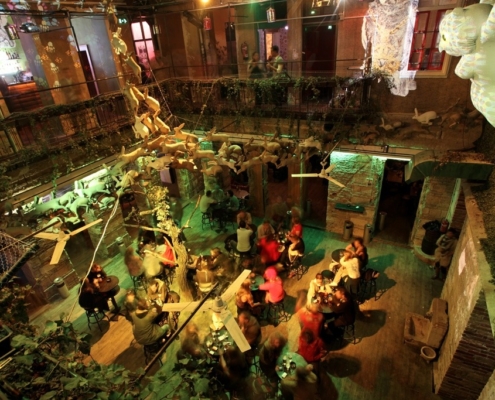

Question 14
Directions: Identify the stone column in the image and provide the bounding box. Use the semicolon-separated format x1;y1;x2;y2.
235;5;257;80
181;14;204;79
286;0;303;106
410;176;459;248
248;163;267;217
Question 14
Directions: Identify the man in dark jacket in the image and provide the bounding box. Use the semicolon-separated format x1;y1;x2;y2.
324;287;355;337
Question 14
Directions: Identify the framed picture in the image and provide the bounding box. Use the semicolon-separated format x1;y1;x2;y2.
6;24;19;40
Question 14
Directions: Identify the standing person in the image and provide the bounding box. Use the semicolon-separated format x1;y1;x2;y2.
248;51;264;105
297;328;327;364
180;323;207;359
78;278;109;312
331;250;361;295
287;216;303;239
124;245;144;278
237;210;253;227
259;331;288;378
236;220;253;255
266;45;284;76
433;229;458;281
345;237;368;272
237;310;261;347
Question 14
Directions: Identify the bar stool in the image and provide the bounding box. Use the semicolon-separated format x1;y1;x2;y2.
338;323;356;346
201;212;213;230
265;298;290;326
143;341;164;365
84;308;109;332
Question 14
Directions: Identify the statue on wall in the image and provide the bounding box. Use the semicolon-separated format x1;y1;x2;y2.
439;3;495;127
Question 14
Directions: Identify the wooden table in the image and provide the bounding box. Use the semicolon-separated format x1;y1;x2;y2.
276;351;307;379
205;328;233;357
332;249;346;263
98;275;120;314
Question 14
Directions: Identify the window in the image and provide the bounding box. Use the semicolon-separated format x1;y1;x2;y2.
131;21;156;68
408;9;449;76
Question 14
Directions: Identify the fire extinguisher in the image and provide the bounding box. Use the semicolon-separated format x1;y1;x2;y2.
241;42;249;61
440;219;449;233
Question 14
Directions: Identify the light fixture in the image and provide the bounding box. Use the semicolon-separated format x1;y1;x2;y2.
203;15;211;30
333;150;413;162
327;25;332;29
267;7;276;23
310;9;316;14
284;25;288;30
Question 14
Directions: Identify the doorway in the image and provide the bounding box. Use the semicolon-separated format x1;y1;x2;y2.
375;160;423;244
78;45;98;97
302;23;337;77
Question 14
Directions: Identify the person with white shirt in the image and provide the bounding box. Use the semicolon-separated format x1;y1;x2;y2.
307;273;332;305
200;190;217;214
236;220;253;254
330;250;360;295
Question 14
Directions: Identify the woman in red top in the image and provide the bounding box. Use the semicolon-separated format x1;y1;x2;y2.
297;328;327;363
289;216;303;239
258;233;282;266
297;303;324;338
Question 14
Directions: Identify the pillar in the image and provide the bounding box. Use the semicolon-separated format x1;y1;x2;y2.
181;14;204;79
248;163;267;217
235;5;257;80
287;157;306;210
286;0;303;106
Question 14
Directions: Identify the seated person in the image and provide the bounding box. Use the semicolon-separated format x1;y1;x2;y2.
259;331;288;379
331;250;360;295
324;287;355;336
128;298;170;346
346;237;368;272
259;266;285;304
211;184;225;203
147;277;167;305
297;328;327;364
142;244;163;280
236;279;261;315
199;190;217;214
79;277;109;312
124;246;144;278
258;233;282;266
226;189;240;212
287;216;303;239
236;220;253;254
307;273;332;305
297;303;324;338
209;247;233;276
195;260;215;294
237;210;253;226
88;263;107;283
257;219;275;240
238;310;261;347
123;290;137;322
180;323;207;359
281;364;318;400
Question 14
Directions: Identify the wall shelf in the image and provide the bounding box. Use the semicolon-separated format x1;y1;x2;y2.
335;203;365;213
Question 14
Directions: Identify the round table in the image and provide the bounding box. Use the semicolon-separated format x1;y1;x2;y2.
250;274;264;291
276;351;307;379
205;329;233;357
332;249;346;263
97;275;120;314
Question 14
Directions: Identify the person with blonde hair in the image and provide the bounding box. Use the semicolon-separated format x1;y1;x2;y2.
124;245;144;278
235;279;261;315
297;302;324;338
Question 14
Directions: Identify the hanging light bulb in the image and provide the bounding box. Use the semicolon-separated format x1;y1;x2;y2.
267;7;276;23
203;15;212;30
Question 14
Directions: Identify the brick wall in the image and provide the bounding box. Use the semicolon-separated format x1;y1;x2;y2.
410;176;458;246
325;153;384;237
433;193;495;399
176;168;204;202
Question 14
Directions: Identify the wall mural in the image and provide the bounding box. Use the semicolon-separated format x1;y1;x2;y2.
439;2;495;128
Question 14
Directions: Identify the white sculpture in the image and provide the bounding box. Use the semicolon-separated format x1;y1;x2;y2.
260;150;279;164
143;87;160;113
188;143;216;160
237;155;263;174
74;181;110;198
124;53;142;84
173;123;199;142
146;154;173;175
111;27;127;55
50;62;59;73
133;114;150;139
262;137;281;153
439;4;495;127
122;83;140;114
412;108;438;125
201;162;223;176
205;127;230;142
170;158;197;172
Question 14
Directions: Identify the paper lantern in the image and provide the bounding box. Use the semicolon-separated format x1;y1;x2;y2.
267;7;276;23
203;16;212;30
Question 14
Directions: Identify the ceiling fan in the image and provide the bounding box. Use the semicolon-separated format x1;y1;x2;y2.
34;219;103;265
161;269;252;352
292;153;345;188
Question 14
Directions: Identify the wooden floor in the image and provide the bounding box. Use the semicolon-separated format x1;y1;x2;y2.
32;201;443;399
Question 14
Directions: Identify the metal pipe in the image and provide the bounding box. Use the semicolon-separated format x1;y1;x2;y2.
141;282;219;375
